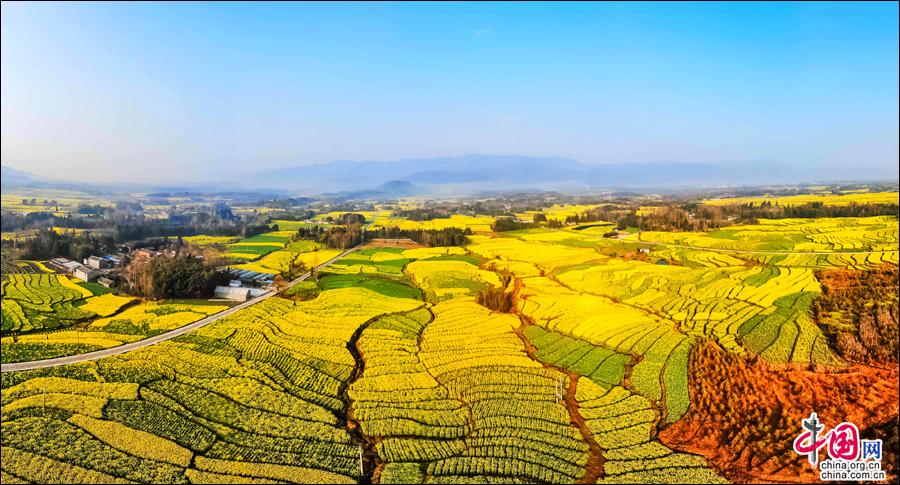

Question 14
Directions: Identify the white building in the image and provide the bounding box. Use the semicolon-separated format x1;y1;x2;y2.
214;286;252;302
62;260;82;272
85;255;110;270
72;265;99;282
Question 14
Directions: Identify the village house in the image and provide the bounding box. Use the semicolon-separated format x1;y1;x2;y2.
85;255;110;270
72;265;99;282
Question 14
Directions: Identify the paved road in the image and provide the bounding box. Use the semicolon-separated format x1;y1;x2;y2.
1;245;361;373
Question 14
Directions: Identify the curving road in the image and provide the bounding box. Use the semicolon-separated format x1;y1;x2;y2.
1;245;361;373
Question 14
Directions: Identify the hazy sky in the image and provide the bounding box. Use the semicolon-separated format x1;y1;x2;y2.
2;2;898;183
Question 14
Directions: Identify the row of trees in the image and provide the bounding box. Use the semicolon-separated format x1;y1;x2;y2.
491;217;530;232
317;223;366;249
299;224;471;248
369;227;471;246
551;201;900;233
328;213;366;225
2;208;272;260
8;229;117;261
715;201;898;221
2;201;259;234
393;208;450;221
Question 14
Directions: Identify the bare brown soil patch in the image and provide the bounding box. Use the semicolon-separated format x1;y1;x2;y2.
660;341;898;483
364;238;423;249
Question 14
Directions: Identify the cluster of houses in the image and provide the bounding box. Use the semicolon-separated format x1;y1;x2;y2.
46;252;127;287
47;246;278;303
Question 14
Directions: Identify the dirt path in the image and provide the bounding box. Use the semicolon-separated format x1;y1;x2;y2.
340;314;383;485
340;289;430;484
480;254;607;482
510;314;605;483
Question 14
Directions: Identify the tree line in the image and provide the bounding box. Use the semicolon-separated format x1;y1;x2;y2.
2;206;273;260
297;224;471;248
369;227;471;246
547;201;899;233
123;253;227;299
8;229;117;261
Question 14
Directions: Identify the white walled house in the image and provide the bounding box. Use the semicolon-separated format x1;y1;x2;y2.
72;265;99;282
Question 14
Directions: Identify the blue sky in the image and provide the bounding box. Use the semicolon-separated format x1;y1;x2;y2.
2;2;898;183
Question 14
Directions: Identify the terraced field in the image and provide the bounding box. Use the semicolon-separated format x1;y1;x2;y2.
405;259;501;302
0;288;423;483
182;235;239;246
1;215;896;483
1;294;229;364
702;190;899;207
2;274;99;334
288;246;486;302
0;269;236;364
224;231;296;261
515;204;608;224
231;240;340;275
352;300;595;483
269;219;332;231
637;216;899;254
313;210;381;223
464;217;897;428
370;214;494;233
576;379;726;484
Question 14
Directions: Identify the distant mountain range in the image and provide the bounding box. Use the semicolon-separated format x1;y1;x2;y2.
3;155;897;197
1;166;36;186
322;180;422;201
243;154;863;194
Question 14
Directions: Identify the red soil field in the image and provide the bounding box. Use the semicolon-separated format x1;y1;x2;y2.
660;341;898;483
364;238;423;249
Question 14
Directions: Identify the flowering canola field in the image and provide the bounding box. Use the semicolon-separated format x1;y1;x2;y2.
1;215;896;483
1;272;232;364
702;191;898;207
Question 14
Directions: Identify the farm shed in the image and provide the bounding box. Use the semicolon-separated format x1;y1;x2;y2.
62;260;82;272
214;285;252;302
46;258;74;273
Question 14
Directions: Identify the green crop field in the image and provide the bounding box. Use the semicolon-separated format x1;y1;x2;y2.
224;231;295;261
0;268;233;364
1;274;99;334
